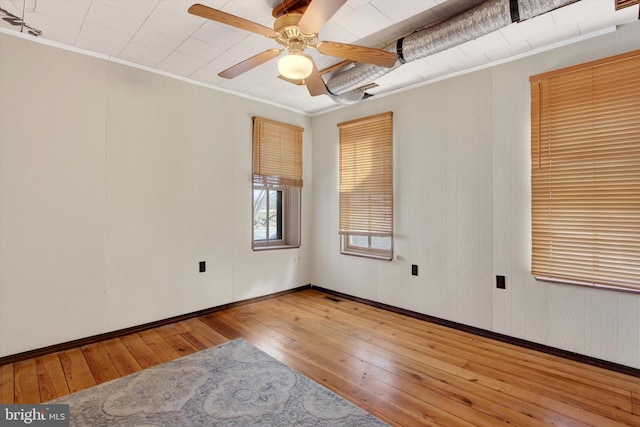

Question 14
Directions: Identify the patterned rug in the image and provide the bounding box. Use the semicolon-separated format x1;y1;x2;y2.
49;339;387;426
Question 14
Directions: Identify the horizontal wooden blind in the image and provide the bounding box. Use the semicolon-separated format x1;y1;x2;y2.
530;49;640;292
338;112;393;236
253;116;303;188
614;0;639;11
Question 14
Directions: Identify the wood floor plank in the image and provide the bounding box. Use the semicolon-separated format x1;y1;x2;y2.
344;300;630;411
120;333;163;369
248;298;584;426
58;348;96;394
100;339;141;377
239;305;504;427
14;359;40;403
332;296;630;420
35;354;69;401
183;318;229;346
154;322;193;340
288;293;629;400
3;289;640;427
303;292;640;424
360;299;634;424
266;294;639;426
179;330;213;351
198;312;244;340
137;330;181;363
342;295;640;397
170;320;194;335
248;304;544;425
215;309;450;426
162;333;200;358
0;363;14;404
302;290;640;396
81;342;120;384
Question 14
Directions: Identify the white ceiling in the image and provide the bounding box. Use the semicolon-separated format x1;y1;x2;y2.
1;0;638;115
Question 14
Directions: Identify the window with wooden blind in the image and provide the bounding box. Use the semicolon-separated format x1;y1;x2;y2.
338;112;393;260
252;116;303;249
530;49;640;292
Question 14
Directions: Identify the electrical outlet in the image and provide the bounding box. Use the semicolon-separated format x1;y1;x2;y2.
411;265;418;276
199;261;206;273
496;275;506;289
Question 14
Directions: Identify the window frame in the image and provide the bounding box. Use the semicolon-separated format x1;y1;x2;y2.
340;234;393;260
252;185;301;250
252;186;284;246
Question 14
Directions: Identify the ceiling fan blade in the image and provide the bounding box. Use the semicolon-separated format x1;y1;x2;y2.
317;41;397;68
188;4;277;38
304;56;328;96
278;75;304;85
219;49;281;79
298;0;347;35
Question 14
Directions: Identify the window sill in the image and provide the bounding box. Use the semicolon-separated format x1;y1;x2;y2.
253;244;300;251
534;275;640;295
341;249;392;261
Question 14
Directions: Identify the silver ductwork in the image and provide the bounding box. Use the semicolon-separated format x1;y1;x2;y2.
327;87;367;104
326;0;576;104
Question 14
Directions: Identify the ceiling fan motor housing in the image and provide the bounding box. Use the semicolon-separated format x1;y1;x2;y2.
274;13;318;48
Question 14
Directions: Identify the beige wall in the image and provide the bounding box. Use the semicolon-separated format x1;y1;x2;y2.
310;20;640;368
2;19;640;369
0;34;311;357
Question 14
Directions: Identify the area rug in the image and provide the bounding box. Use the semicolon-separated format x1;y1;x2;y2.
49;338;387;426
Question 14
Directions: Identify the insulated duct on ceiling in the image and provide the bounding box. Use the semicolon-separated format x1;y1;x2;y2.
327;0;576;104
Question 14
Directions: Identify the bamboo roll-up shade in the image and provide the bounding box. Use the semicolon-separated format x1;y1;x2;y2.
338;112;393;236
530;49;640;292
253;116;303;188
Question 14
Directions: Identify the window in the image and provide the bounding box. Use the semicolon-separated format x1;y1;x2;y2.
338;112;393;260
253;187;283;242
252;116;303;249
530;49;640;292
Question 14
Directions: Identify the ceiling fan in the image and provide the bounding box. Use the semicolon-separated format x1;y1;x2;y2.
188;0;398;96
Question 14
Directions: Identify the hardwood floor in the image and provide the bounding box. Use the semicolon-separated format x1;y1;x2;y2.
2;288;640;426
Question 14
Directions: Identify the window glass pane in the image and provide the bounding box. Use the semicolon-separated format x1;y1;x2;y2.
371;236;391;250
253;188;268;241
254;187;286;245
267;190;283;240
349;235;369;248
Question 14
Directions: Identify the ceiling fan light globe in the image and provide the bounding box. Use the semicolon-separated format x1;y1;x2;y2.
278;54;313;80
